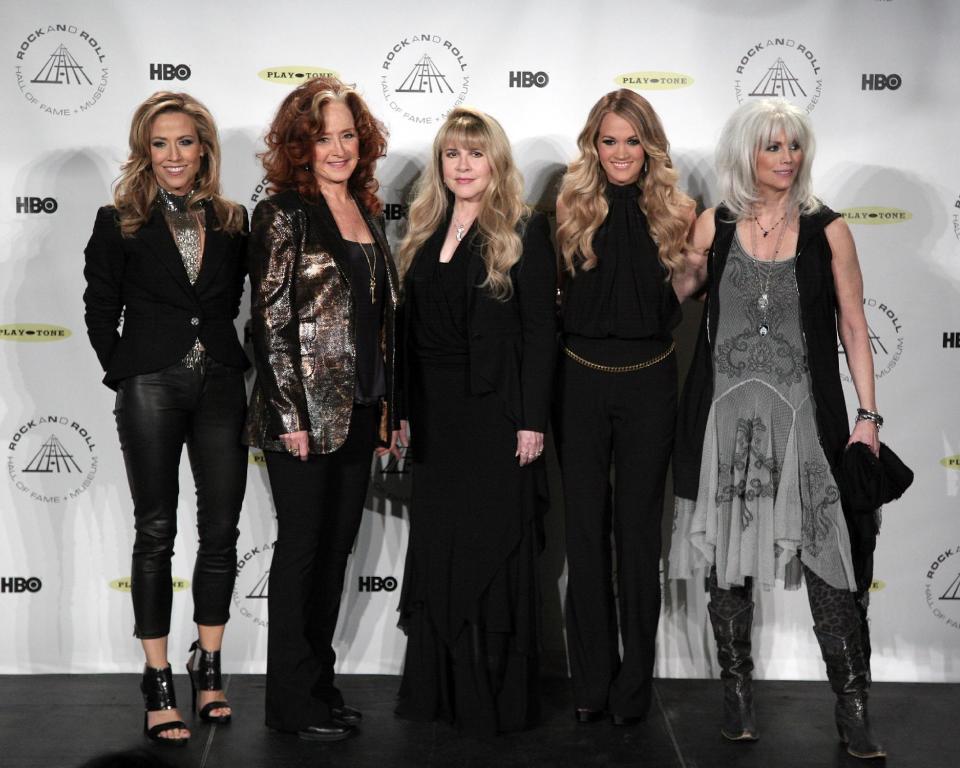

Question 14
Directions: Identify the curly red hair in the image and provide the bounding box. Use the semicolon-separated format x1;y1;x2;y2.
261;77;387;215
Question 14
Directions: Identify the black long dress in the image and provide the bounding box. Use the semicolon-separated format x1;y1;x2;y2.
396;225;545;737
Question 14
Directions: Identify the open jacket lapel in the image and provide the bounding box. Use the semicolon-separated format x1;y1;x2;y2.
193;205;227;294
304;193;352;286
141;206;197;300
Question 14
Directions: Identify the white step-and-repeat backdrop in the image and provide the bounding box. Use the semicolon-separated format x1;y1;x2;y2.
2;0;958;682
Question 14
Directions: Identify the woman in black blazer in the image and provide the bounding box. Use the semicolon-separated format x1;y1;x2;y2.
243;77;400;743
83;92;248;745
394;108;556;737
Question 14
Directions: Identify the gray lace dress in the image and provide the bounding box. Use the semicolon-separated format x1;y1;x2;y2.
669;235;856;592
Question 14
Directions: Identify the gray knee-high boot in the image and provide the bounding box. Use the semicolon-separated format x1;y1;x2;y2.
805;565;885;760
708;573;758;742
813;627;885;759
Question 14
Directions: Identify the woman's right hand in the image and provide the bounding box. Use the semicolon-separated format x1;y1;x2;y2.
280;430;309;461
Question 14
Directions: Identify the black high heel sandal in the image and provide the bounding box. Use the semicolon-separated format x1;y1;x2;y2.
186;640;232;724
141;664;189;746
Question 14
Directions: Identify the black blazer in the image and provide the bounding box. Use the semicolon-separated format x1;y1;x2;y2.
83;204;249;389
402;211;557;433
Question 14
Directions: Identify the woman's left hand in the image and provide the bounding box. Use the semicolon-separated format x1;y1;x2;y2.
516;430;544;466
847;419;880;457
376;423;408;460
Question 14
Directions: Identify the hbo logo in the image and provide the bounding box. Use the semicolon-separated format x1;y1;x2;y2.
509;70;549;88
861;73;902;91
358;575;397;592
0;577;42;593
150;63;192;81
383;203;408;221
15;196;57;214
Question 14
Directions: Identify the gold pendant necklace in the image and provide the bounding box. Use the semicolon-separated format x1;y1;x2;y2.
357;240;377;304
352;199;377;304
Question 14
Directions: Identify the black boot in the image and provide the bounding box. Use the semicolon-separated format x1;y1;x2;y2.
708;572;758;742
814;627;886;759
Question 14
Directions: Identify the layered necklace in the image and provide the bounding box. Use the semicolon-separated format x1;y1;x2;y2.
748;207;791;337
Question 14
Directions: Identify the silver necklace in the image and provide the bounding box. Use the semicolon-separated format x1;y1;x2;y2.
455;219;468;242
748;211;790;337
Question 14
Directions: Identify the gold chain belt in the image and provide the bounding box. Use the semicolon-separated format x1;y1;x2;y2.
562;341;675;373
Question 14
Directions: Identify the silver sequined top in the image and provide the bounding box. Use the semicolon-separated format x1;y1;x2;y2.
157;187;205;368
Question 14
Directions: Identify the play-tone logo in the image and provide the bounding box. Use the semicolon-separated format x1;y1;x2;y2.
0;323;71;342
615;71;694;90
734;37;823;113
14;23;109;116
257;66;339;85
109;577;190;593
840;206;912;224
941;455;960;470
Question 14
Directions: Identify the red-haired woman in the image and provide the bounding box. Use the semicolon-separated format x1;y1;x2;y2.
244;77;400;742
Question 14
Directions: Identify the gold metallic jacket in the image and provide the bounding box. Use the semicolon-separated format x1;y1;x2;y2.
243;189;399;454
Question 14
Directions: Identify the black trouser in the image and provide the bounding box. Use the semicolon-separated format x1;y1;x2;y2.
263;405;377;732
114;357;247;639
555;343;677;718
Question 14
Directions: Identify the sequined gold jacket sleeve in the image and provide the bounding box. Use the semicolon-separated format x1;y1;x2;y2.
247;196;309;438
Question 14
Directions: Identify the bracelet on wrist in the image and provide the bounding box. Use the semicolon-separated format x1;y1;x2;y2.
855;408;883;429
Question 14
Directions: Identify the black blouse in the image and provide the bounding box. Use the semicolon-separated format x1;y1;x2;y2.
408;226;470;364
562;182;680;340
344;239;387;404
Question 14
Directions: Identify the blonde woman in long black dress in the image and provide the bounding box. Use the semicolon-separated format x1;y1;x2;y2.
394;108;556;736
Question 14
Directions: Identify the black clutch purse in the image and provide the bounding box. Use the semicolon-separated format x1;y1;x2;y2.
838;442;914;514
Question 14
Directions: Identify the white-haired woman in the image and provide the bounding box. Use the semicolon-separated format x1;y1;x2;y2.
670;98;884;759
555;89;695;726
394;107;556;736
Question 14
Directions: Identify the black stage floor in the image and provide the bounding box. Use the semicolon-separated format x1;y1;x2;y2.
1;675;956;767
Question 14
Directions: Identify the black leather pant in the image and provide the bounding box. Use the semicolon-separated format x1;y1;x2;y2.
114;357;247;639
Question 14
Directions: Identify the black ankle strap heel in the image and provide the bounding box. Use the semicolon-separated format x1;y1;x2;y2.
186;640;232;724
141;664;189;746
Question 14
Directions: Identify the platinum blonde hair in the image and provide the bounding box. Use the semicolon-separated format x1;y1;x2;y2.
716;98;820;220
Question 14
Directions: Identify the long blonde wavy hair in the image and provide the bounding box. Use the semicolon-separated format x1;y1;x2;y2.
397;108;527;301
556;89;692;278
113;91;244;237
